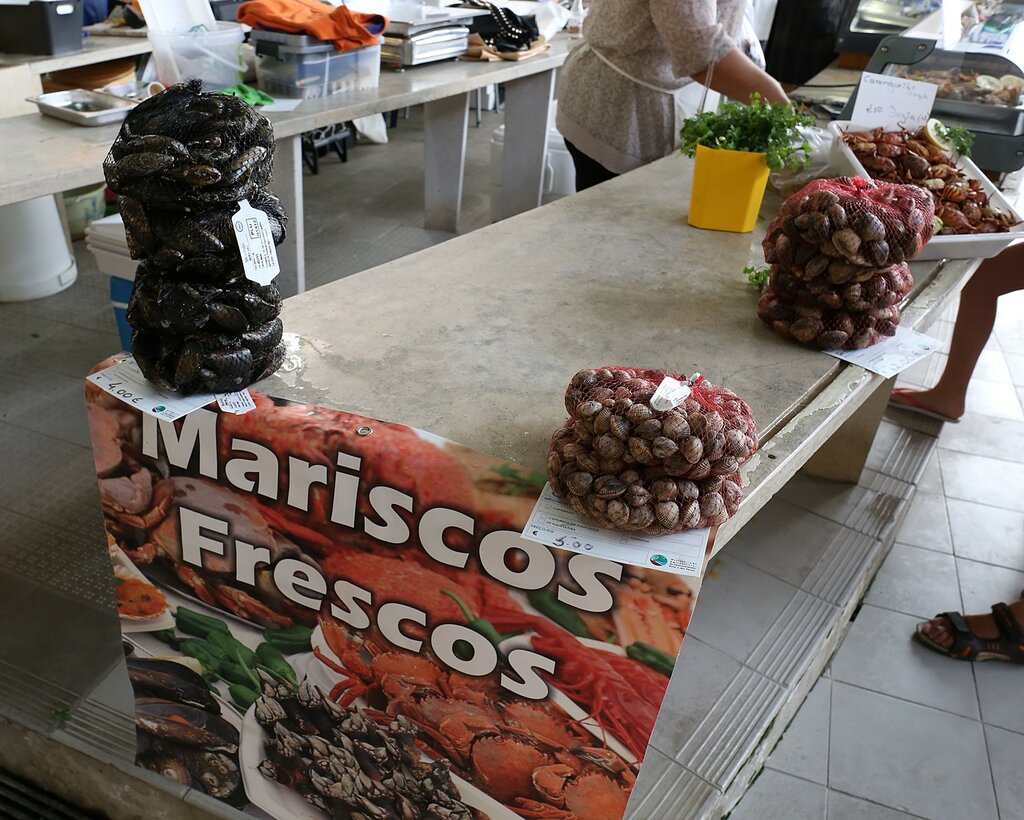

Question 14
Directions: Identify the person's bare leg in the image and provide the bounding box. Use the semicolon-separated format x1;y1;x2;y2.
891;244;1024;420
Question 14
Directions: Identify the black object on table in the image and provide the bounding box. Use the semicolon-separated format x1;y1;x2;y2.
301;122;352;175
0;0;84;56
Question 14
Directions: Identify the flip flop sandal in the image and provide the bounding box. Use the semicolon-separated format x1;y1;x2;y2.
888;388;961;424
915;604;1024;663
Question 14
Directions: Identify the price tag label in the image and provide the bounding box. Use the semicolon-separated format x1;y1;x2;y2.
233;199;280;286
650;376;692;412
825;326;943;378
522;483;708;576
87;358;216;421
216;390;256;415
850;72;937;132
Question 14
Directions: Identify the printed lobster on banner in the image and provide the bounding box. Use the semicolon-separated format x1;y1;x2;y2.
87;358;701;819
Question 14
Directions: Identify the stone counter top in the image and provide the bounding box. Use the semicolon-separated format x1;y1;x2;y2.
261;153;973;553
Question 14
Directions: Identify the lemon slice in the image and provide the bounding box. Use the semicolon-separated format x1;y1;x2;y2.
975;74;1002;91
1000;73;1024;90
924;118;954;151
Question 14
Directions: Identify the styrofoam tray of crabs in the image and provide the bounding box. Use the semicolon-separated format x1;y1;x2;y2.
239;616;641;820
828;120;1024;259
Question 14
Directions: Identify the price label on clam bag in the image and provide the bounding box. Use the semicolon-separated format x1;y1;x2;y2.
650;376;691;411
232;199;280;286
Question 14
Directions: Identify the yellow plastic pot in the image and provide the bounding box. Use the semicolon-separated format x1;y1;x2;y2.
687;144;771;233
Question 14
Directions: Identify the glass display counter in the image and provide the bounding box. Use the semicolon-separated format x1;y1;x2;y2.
840;6;1024;170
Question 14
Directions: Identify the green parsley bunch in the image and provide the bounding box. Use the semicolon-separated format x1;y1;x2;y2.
679;94;815;171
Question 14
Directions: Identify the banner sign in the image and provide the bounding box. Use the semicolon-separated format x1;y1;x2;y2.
86;359;701;818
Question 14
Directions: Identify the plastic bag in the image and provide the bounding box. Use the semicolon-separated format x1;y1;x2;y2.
534;0;569;41
547;367;758;534
768;125;834;198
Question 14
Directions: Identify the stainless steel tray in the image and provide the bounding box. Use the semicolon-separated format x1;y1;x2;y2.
29;89;136;127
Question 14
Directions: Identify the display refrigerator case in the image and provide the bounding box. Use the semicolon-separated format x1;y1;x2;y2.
839;23;1024;171
836;0;945;56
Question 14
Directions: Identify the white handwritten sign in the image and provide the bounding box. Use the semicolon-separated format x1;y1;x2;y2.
850;72;938;131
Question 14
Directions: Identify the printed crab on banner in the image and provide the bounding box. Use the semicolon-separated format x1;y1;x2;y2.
86;359;702;818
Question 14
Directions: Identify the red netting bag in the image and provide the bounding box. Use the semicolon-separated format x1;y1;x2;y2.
769;263;913;311
757;286;900;349
547;367;758;534
763;176;935;273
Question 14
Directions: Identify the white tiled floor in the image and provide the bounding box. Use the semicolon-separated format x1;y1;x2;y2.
738;292;1024;819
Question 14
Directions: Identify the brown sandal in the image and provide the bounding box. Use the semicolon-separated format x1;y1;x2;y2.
915;603;1024;663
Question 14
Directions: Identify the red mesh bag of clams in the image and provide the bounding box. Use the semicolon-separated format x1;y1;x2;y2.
756;262;914;350
763;176;935;272
547;367;758;534
758;176;931;350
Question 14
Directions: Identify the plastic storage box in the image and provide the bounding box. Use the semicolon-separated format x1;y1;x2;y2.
253;30;381;99
0;0;83;56
110;275;134;352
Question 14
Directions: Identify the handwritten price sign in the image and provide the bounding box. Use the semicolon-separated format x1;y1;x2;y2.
850;72;938;131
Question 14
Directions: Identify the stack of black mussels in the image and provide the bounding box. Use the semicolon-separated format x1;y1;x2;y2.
103;80;286;394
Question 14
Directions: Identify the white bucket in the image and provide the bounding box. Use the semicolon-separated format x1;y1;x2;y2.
490;126;576;222
62;183;106;241
148;22;245;90
0;197;77;302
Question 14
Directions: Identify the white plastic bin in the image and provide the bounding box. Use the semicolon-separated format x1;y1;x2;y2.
0;197;77;302
148;22;245;90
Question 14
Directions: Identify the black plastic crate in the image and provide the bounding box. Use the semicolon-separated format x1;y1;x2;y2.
209;0;245;22
0;0;84;56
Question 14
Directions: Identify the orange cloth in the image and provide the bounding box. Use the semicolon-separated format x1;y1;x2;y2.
238;0;386;52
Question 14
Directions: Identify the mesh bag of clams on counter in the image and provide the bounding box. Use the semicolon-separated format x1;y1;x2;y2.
547;367;758;534
756;262;914;349
758;176;934;350
103;80;286;395
764;176;935;271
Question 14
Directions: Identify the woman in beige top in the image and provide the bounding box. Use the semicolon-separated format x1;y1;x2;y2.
556;0;789;190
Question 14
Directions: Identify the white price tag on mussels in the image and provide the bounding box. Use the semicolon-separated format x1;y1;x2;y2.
650;375;692;411
522;483;709;577
216;390;256;415
849;72;937;131
87;358;216;421
825;325;943;378
232;199;280;286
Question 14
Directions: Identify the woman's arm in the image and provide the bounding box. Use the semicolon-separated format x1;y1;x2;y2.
692;48;789;104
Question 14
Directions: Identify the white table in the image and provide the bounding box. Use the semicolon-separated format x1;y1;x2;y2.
0;34;151;75
0;37;572;295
